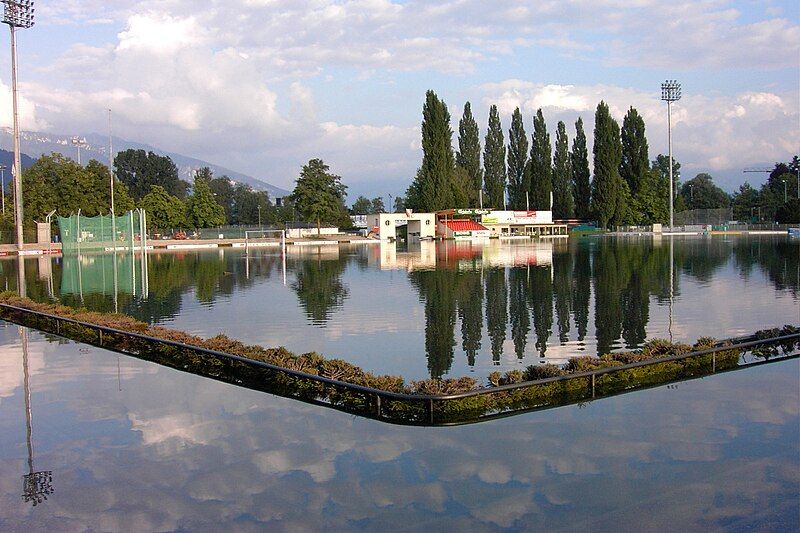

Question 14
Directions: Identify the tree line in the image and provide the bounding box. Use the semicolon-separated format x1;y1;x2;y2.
403;90;799;226
3;149;297;240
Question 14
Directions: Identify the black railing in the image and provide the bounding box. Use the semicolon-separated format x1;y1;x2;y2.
0;302;797;426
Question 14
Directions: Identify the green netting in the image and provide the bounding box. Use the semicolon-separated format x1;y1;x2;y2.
58;210;145;253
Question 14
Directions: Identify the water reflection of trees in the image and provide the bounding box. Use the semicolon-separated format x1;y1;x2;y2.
291;255;350;326
410;237;798;378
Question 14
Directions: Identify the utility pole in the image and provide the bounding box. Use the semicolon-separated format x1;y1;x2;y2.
108;109;116;246
0;163;6;215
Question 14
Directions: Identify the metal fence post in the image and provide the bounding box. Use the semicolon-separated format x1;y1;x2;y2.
591;373;596;398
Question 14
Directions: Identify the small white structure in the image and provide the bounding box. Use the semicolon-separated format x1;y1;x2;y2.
366;211;436;241
481;210;567;237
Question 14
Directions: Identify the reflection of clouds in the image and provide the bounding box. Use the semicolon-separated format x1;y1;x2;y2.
0;331;797;530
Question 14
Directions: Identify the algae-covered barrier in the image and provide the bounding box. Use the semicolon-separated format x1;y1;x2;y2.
0;292;797;425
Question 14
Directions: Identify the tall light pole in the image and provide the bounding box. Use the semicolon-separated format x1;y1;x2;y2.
783;178;787;203
661;80;681;230
108;110;116;246
71;136;86;165
3;0;34;252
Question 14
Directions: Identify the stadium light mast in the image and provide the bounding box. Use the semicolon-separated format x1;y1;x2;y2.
3;0;34;252
661;80;681;230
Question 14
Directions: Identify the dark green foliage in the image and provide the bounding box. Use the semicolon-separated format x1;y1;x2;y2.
186;174;226;228
289;158;349;233
552;121;573;218
679;173;730;210
231;183;272;225
652;154;681;213
351;196;372;215
635;168;669;224
141;185;186;231
571;242;590;341
553;250;572;343
571;117;591;219
483;105;506;208
209;175;235;222
529;265;553;356
457;272;483;366
529;109;552;210
408;269;458;378
408;90;456;211
456;102;483;206
731;182;760;221
114;149;189;200
620;107;650;196
591;101;623;228
507;107;529;209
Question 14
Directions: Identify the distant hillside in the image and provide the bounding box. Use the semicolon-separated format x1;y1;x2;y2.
0;128;290;199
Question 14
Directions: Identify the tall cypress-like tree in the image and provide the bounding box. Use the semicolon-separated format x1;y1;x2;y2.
552;121;573;219
456;102;482;206
571;117;591;219
591;101;623;228
407;90;456;211
483;105;506;208
620;107;650;196
507;107;528;209
529;109;552;210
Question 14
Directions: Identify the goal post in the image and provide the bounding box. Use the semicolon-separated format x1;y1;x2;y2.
244;229;286;252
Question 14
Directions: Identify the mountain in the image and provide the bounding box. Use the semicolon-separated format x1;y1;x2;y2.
0;128;290;199
0;149;36;190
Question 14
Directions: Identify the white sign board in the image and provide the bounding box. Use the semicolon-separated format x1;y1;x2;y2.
481;210;553;225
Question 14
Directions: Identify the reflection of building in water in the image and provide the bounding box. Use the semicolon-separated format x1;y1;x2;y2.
372;240;554;272
375;241;437;271
19;327;54;506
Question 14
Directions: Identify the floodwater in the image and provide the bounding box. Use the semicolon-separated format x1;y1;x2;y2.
0;235;798;529
0;326;797;530
1;235;797;380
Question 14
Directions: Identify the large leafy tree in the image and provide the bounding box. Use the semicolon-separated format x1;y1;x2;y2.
141;185;186;231
114;149;189;200
652;154;681;213
351;196;373;215
231;183;272;225
186;175;226;228
529;109;552;210
591;101;623;228
620;107;650;196
679;173;730;210
290;158;349;233
407;90;456;211
552;121;573;219
456;102;482;206
209;175;235;222
731;182;760;221
483;105;506;208
571;117;591;219
86;160;135;215
507;107;528;209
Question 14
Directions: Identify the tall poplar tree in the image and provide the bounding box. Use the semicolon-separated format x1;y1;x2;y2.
552;121;573;219
506;107;528;209
456;102;482;206
620;107;650;196
407;90;456;211
483;105;506;208
529;109;552;210
571;117;591;219
591;101;623;229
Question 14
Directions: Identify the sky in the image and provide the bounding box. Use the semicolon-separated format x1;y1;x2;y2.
0;0;797;200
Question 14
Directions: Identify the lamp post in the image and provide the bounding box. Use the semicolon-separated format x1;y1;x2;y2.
71;136;86;165
3;0;34;252
661;80;681;231
257;204;262;229
0;163;6;215
783;178;787;203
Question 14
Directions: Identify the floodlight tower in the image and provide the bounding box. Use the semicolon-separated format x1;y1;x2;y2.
71;136;86;165
661;80;681;230
3;0;34;251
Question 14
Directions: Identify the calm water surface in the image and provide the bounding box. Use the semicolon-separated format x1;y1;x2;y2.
1;235;798;381
0;326;797;530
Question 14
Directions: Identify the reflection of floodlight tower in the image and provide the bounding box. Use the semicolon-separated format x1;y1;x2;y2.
661;80;681;230
19;326;54;506
3;0;34;252
71;136;86;165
